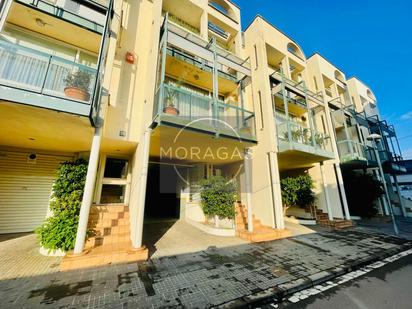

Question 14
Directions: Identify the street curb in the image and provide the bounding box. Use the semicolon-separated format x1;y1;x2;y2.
216;242;412;308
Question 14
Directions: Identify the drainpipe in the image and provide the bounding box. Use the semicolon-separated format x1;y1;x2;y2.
134;128;152;248
268;151;285;229
74;126;102;254
243;148;253;232
335;162;351;220
319;162;333;221
393;174;406;217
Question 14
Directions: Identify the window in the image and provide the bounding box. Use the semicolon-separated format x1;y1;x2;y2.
254;44;258;70
258;90;264;129
287;42;304;59
63;0;80;14
104;158;128;179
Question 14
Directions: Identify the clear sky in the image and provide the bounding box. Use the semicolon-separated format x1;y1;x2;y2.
233;0;412;159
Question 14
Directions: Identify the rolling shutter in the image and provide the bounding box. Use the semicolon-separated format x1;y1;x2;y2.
0;150;73;233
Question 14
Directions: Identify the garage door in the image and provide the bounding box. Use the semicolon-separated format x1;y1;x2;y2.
0;150;73;234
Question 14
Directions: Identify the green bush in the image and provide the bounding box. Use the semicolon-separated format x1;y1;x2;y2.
342;170;383;218
36;159;89;251
281;174;315;214
200;176;237;220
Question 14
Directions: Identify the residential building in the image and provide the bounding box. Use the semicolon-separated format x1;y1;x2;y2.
0;1;405;270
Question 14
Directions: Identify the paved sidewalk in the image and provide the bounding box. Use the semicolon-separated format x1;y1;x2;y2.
357;217;412;240
1;227;411;308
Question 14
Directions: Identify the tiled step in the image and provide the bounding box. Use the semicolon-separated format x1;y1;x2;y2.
237;228;291;242
61;242;148;271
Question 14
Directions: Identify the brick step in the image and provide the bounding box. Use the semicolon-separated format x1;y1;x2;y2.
89;218;130;228
61;243;148;271
237;228;291;243
91;205;129;212
236;220;263;231
86;232;131;246
89;225;131;236
89;212;130;221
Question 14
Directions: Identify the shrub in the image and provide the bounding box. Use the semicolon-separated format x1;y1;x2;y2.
342;170;383;218
36;159;89;251
200;176;237;222
281;174;315;214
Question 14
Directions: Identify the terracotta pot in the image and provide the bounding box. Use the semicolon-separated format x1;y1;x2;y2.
64;87;90;101
163;105;179;116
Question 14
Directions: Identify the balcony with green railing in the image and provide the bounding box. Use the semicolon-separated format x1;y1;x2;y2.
0;39;98;116
153;83;256;141
276;120;334;159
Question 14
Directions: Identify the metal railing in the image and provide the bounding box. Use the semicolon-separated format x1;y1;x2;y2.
0;40;97;104
277;120;332;152
208;21;229;39
154;83;256;139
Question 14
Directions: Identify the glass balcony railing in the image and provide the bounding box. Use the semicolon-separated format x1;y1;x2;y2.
277;120;333;154
153;83;256;140
337;140;367;163
0;40;97;105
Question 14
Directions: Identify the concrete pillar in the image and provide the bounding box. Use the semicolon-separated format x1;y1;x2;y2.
244;148;253;232
74;126;102;254
319;162;333;221
335;162;351;220
133;128;152;248
268;151;285;229
393;174;407;217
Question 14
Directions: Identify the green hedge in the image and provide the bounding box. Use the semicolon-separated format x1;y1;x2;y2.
200;176;237;220
36;159;89;252
281;174;315;213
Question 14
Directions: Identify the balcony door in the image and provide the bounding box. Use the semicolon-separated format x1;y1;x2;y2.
95;155;130;205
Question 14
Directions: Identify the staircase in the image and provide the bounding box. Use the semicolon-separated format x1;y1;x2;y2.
235;203;291;242
60;205;148;271
314;208;353;229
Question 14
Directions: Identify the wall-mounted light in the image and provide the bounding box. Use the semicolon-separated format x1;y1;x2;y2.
35;18;46;27
125;52;136;64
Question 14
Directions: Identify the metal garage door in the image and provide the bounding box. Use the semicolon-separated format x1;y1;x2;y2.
0;150;73;233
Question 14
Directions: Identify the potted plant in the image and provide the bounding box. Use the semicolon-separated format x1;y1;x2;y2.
314;133;326;148
163;86;180;115
64;70;92;101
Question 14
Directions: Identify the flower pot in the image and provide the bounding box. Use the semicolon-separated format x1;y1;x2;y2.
64;87;90;101
240;126;251;135
163;105;179;116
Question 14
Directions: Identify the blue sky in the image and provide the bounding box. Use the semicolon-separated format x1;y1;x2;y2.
233;0;412;159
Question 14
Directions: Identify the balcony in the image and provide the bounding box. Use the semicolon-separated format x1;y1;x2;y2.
153;83;256;141
14;0;106;34
0;40;98;117
208;21;229;40
337;140;369;168
276;120;334;160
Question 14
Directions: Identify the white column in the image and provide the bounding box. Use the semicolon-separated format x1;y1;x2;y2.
268;151;285;229
335;163;351;220
393;175;406;217
244;148;253;232
74;126;102;254
134;128;152;248
319;162;333;221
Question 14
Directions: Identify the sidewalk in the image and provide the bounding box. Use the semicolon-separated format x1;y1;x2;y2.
0;227;411;308
357;216;412;240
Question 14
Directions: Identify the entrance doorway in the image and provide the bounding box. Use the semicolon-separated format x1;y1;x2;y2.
95;156;130;204
144;163;181;220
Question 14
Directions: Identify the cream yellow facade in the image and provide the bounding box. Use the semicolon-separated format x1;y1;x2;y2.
0;0;405;265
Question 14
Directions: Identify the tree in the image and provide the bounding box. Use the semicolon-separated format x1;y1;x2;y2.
342;170;383;218
280;174;315;214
